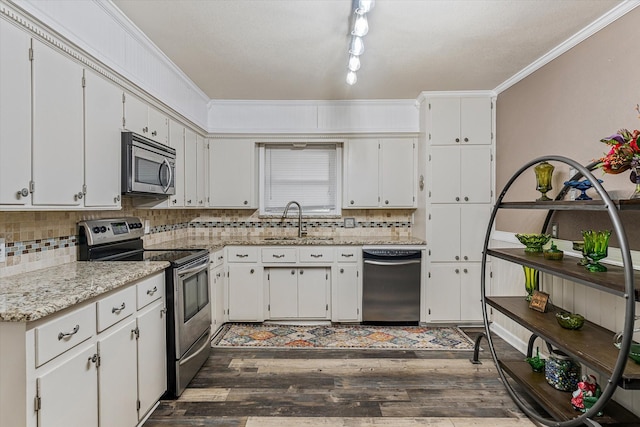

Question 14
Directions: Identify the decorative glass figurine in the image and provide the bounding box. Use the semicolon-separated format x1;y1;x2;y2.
563;179;603;201
534;161;554;201
581;230;611;272
523;265;539;301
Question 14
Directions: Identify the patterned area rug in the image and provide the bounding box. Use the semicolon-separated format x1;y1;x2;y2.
212;323;475;350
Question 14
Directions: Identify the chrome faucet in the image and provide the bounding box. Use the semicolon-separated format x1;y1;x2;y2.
282;200;307;238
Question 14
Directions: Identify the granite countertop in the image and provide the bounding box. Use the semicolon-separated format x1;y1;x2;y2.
0;261;169;323
146;236;426;252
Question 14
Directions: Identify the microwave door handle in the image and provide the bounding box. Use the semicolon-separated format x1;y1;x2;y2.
160;158;172;193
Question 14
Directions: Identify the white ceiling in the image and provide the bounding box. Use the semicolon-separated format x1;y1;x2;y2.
111;0;620;101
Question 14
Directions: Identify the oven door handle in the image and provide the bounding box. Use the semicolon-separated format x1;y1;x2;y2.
363;259;421;267
179;330;212;366
177;259;209;276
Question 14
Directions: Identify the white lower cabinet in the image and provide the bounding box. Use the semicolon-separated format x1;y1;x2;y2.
98;318;138;427
426;263;485;323
227;264;263;322
266;267;330;319
333;265;360;322
210;261;227;332
36;344;98;427
136;300;167;419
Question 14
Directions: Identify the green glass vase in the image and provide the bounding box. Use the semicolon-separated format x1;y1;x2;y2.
523;266;539;301
582;230;611;272
534;161;554;201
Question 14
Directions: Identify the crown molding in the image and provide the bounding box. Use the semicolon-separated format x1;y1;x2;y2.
493;0;640;94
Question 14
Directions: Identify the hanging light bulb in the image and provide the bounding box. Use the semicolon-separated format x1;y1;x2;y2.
346;71;357;85
358;0;375;13
352;12;368;37
348;55;361;72
349;36;364;56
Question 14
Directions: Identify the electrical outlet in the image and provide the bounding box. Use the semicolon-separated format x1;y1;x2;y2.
0;238;5;263
344;218;356;228
144;220;150;234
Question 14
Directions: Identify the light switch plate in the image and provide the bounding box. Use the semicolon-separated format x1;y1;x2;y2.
144;220;150;234
0;238;5;263
344;218;356;228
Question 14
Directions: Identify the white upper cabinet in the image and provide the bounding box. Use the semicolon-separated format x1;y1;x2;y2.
429;97;492;145
0;19;31;206
183;129;197;207
31;39;84;206
123;93;168;144
196;135;208;206
209;139;256;208
344;138;416;208
168;120;185;207
83;70;122;208
429;145;492;204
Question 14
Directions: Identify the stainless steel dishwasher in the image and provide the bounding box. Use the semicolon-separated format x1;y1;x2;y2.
362;248;422;324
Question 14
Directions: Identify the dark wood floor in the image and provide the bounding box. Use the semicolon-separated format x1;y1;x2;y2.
143;328;538;427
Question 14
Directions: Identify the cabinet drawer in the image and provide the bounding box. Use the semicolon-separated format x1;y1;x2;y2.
262;248;297;263
227;246;258;263
96;286;136;332
336;247;359;263
35;303;96;367
299;247;334;263
136;272;165;310
211;249;225;268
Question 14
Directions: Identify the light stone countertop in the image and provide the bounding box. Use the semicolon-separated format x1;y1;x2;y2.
0;261;169;322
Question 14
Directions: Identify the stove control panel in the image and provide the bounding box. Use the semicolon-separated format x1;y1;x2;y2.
78;217;145;246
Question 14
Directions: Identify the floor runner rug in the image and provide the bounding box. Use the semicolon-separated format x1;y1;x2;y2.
212;323;475;350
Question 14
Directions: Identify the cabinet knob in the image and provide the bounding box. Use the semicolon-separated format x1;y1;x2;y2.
463;268;468;274
385;200;389;205
455;269;460;274
187;199;192;204
115;195;121;202
464;196;469;202
463;256;468;261
250;269;254;274
455;138;460;143
152;130;157;136
143;126;148;133
172;199;177;204
75;191;84;200
291;270;296;275
455;256;459;260
243;200;248;205
350;200;355;205
18;188;29;197
299;269;304;275
455;197;460;202
464;137;469;142
340;268;344;273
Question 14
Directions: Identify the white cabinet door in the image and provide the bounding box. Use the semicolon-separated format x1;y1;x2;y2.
196;135;207;206
333;265;360;322
210;264;226;331
31;39;84;206
429;145;460;204
97;318;138;427
428;205;461;263
123;93;148;136
168;120;185;207
37;345;98;427
209;139;256;208
429;97;460;145
0;19;31;206
426;264;461;322
460;204;492;262
84;70;122;208
268;268;298;318
227;265;263;321
460;263;484;322
460;145;492;203
380;139;415;207
344;139;379;208
147;107;168;144
460;97;492;146
137;301;167;419
183;129;197;207
297;267;329;319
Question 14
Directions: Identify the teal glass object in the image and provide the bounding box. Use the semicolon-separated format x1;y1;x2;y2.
581;230;611;272
523;265;539;301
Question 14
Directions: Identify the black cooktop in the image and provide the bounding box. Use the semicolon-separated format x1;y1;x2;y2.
143;249;208;266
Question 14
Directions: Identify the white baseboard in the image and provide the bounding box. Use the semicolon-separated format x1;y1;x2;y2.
490;322;528;355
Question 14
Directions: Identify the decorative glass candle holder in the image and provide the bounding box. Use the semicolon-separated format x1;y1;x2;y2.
572;241;589;266
534;161;555;201
523;265;539;301
581;230;611;272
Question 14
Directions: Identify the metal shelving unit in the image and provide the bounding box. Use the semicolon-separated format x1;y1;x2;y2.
480;155;639;427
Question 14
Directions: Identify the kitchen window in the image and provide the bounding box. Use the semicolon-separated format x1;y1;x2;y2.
259;143;342;216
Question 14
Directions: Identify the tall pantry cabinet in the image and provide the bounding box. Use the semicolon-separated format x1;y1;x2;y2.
422;93;495;323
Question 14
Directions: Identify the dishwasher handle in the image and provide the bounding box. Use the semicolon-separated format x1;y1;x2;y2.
363;259;421;267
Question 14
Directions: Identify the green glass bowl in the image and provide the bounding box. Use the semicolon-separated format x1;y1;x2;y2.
555;311;585;330
515;233;552;253
614;339;640;364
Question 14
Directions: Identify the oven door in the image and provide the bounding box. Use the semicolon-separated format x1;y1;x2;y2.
174;256;211;358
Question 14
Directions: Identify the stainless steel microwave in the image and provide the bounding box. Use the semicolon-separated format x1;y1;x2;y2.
122;132;176;197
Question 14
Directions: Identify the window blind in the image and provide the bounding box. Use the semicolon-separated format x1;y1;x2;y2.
262;144;340;215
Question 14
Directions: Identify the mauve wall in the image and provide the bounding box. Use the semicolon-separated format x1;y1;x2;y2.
495;7;640;233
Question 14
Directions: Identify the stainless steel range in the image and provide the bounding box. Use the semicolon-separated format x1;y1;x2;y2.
78;217;211;397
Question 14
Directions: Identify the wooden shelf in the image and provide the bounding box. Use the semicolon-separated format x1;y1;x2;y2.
486;248;640;301
487;297;640;389
498;199;640;211
500;360;640;424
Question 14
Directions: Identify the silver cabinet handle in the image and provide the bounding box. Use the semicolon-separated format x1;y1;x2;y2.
273;254;285;258
364;259;421;267
112;302;126;314
236;253;248;258
58;324;79;340
341;253;354;258
310;254;323;258
146;286;157;296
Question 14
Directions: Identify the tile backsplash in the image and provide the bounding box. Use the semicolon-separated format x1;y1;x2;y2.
0;199;414;277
